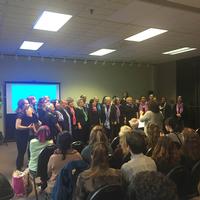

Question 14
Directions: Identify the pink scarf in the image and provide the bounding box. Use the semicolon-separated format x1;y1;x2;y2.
176;103;183;114
115;105;120;123
70;107;76;125
92;106;97;112
139;102;148;113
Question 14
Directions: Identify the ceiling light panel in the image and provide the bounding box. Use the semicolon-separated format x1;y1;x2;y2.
34;11;72;32
163;47;197;55
20;41;44;50
90;49;116;56
125;28;168;42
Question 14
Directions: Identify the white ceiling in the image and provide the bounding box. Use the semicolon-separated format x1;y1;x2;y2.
0;0;200;64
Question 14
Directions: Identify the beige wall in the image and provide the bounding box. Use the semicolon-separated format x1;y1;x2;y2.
154;61;176;103
0;56;154;100
0;56;155;132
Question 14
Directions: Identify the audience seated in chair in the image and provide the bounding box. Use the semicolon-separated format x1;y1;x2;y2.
165;117;184;148
128;118;139;130
109;125;132;169
29;125;54;196
121;131;157;186
152;136;181;175
128;171;178;200
181;133;200;171
146;123;161;155
30;144;57;200
81;125;112;165
74;143;122;200
180;133;200;196
29;125;53;176
47;132;82;192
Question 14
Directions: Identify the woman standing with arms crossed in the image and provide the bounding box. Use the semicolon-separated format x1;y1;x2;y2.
15;99;36;170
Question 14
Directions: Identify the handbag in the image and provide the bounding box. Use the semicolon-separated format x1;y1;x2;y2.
12;168;32;197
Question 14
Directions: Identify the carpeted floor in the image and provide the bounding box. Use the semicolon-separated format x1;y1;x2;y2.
0;142;47;200
0;142;21;179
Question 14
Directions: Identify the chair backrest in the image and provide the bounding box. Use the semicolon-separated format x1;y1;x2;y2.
87;184;124;200
37;144;57;180
145;147;153;157
111;136;119;151
167;165;190;198
191;160;200;193
0;173;14;200
195;128;200;137
72;141;84;153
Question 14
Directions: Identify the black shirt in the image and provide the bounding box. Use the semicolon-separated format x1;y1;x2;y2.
15;112;35;135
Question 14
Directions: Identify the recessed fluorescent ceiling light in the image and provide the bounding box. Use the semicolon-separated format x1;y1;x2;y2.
90;49;116;56
163;47;197;55
125;28;168;42
20;41;44;50
34;11;72;32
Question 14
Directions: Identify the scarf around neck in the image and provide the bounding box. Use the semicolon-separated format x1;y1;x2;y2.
104;105;111;129
176;103;183;114
69;107;76;125
79;107;88;122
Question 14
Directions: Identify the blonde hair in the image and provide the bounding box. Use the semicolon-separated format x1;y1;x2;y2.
119;125;132;154
129;118;139;129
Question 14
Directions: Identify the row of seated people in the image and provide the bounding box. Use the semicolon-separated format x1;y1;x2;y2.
27;114;200;200
2;169;199;200
1;170;199;199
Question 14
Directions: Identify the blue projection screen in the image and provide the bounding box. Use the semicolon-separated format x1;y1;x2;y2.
6;82;60;113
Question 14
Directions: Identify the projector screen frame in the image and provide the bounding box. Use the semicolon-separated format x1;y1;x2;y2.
3;81;61;141
4;81;61;114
